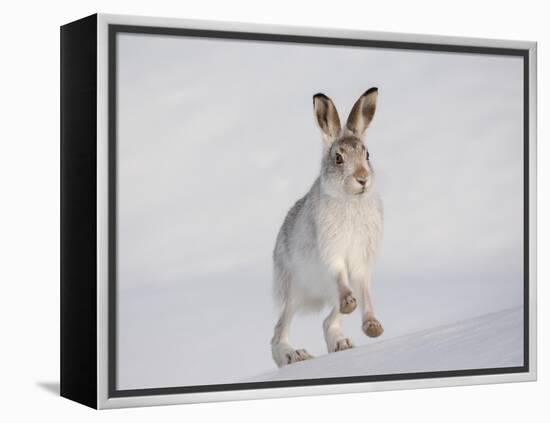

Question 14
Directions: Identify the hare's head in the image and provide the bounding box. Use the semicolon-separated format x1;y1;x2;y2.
313;88;379;197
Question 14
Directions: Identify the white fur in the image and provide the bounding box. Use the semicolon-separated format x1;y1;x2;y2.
271;90;383;367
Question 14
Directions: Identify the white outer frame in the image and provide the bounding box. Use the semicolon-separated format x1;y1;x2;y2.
95;13;537;409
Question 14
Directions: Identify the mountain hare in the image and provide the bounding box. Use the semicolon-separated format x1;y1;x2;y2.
271;88;383;367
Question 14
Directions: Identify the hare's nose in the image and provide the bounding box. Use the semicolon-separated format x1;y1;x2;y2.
356;177;367;186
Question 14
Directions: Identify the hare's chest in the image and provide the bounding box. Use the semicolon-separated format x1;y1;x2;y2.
317;200;382;265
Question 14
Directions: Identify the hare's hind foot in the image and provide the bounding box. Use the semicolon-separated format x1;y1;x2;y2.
331;337;355;352
272;342;315;367
285;349;315;365
363;316;384;338
339;292;357;314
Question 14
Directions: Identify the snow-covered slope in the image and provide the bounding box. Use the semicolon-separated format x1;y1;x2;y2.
250;306;523;382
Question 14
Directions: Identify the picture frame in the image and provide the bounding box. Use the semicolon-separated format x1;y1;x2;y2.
60;13;537;409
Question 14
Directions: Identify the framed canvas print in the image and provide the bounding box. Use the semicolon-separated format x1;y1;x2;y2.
60;13;537;409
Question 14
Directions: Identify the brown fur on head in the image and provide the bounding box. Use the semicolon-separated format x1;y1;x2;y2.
313;89;379;196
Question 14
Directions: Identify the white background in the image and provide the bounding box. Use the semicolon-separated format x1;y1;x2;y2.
0;0;546;421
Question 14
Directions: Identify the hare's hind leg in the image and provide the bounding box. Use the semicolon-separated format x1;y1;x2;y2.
271;302;314;367
323;306;355;353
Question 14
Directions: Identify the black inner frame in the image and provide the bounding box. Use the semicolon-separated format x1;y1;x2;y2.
108;24;530;398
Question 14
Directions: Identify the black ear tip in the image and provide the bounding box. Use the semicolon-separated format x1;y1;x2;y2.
313;93;329;102
364;87;378;96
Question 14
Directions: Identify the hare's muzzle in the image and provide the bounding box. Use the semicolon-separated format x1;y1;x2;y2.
355;176;367;187
353;167;369;185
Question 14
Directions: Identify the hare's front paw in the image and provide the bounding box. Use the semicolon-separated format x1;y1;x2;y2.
331;337;355;353
340;292;357;314
285;349;315;365
363;317;384;337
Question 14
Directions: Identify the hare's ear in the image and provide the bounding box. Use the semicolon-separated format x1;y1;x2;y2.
346;88;378;138
313;93;341;147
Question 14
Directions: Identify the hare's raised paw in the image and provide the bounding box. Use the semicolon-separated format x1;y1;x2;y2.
286;349;315;365
363;317;384;338
340;293;357;314
332;338;355;352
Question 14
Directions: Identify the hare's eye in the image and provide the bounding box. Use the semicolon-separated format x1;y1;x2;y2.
335;153;344;165
366;151;370;161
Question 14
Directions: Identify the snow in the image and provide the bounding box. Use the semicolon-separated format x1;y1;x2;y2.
249;307;524;382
